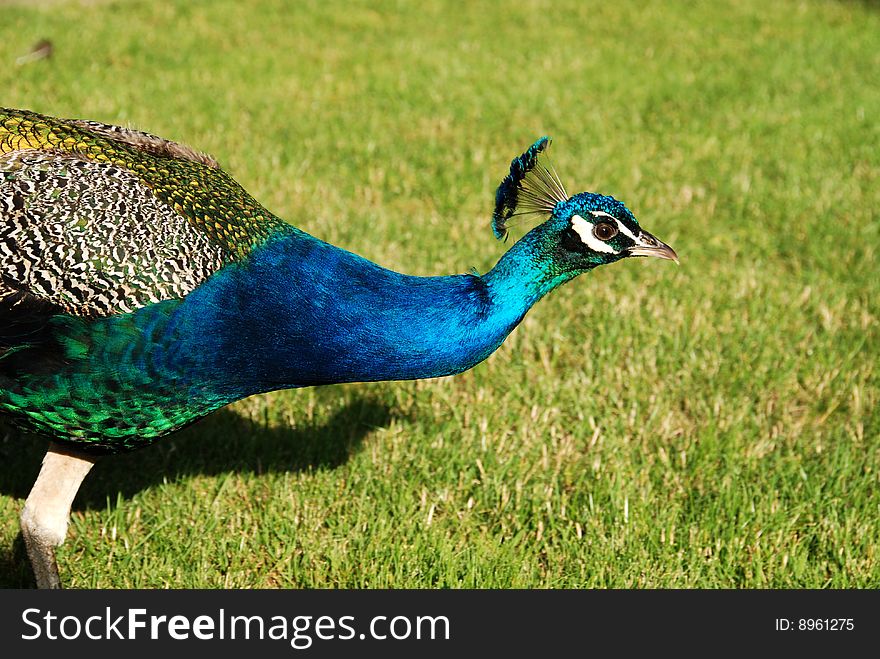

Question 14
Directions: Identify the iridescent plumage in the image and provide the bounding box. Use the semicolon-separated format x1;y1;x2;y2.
1;108;677;587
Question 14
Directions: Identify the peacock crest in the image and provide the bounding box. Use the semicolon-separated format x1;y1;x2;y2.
491;136;568;240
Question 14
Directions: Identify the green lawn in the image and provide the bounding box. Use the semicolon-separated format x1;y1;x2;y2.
0;0;877;588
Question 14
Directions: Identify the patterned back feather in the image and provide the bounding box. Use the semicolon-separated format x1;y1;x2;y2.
0;107;293;323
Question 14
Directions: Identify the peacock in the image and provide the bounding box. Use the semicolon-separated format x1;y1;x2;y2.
0;108;677;588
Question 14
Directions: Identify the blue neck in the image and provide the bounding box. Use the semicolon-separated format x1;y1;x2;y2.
165;224;578;400
482;223;579;326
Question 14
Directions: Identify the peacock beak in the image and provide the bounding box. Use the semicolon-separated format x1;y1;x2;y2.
627;230;679;264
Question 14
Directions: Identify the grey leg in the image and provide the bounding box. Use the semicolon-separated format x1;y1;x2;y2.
20;442;96;589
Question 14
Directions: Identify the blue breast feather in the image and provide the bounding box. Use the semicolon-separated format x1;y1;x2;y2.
135;231;530;403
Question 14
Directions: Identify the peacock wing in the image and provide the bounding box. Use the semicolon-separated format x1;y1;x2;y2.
0;107;292;322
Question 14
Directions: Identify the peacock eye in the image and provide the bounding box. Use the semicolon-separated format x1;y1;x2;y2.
593;222;618;241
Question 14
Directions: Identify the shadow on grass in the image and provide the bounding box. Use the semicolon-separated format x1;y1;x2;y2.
0;393;393;587
845;0;880;10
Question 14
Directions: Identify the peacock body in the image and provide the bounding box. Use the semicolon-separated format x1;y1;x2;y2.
0;108;676;587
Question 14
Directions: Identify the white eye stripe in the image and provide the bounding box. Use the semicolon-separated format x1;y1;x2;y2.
588;210;638;241
588;210;616;221
571;215;618;254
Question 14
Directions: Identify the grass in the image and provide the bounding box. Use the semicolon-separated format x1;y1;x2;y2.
0;0;877;588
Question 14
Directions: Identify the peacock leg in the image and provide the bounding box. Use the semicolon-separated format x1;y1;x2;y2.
20;442;97;589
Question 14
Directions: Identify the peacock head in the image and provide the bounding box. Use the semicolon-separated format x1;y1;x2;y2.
492;137;678;271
